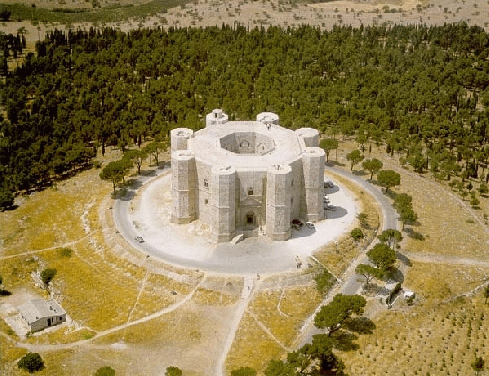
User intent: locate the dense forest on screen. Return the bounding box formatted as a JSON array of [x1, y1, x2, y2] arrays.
[[1, 22, 489, 208]]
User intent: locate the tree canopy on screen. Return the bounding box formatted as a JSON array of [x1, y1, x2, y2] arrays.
[[362, 158, 383, 180], [378, 229, 403, 248], [18, 352, 45, 373], [2, 23, 489, 202], [355, 263, 384, 287], [377, 170, 401, 193], [346, 149, 364, 171], [99, 160, 132, 193], [320, 138, 338, 163], [314, 294, 367, 336], [40, 268, 57, 287], [367, 243, 397, 271]]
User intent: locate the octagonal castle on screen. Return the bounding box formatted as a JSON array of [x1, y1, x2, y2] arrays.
[[171, 109, 325, 242]]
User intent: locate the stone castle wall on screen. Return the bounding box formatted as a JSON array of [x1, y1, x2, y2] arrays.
[[171, 110, 324, 242]]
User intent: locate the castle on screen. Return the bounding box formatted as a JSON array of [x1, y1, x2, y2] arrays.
[[170, 109, 325, 242]]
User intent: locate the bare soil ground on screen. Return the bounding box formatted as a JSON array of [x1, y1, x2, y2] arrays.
[[2, 0, 489, 49]]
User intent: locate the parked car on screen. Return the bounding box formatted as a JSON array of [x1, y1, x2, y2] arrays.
[[324, 180, 334, 188], [305, 222, 315, 229], [135, 236, 145, 243], [291, 219, 303, 230], [323, 195, 330, 202], [324, 205, 337, 211]]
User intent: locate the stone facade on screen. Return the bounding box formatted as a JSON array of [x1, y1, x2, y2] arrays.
[[171, 109, 325, 242], [18, 299, 66, 332]]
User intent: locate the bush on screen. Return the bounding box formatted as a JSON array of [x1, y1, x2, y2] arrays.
[[409, 231, 425, 241], [350, 227, 364, 241], [58, 248, 72, 258], [231, 367, 257, 376], [18, 352, 44, 373], [165, 366, 182, 376], [0, 187, 14, 210], [314, 268, 336, 294], [40, 268, 57, 286], [95, 366, 115, 376]]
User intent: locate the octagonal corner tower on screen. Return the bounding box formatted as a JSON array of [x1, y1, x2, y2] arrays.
[[171, 109, 325, 242]]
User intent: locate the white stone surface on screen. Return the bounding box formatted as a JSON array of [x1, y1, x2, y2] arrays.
[[127, 172, 358, 273]]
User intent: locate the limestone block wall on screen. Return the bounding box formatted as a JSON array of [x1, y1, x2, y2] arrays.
[[170, 128, 194, 153], [236, 170, 267, 230], [266, 164, 292, 241], [210, 165, 236, 242], [287, 156, 304, 221], [195, 160, 213, 222], [171, 150, 197, 224], [302, 147, 325, 222], [296, 128, 320, 148], [257, 112, 280, 125], [206, 109, 229, 127]]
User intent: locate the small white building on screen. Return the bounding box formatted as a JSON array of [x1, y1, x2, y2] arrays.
[[18, 299, 66, 332]]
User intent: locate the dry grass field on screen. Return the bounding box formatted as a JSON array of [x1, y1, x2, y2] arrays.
[[331, 140, 489, 376], [3, 139, 488, 375]]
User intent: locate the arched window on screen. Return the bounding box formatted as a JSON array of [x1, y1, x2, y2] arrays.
[[204, 178, 208, 188], [248, 188, 253, 196]]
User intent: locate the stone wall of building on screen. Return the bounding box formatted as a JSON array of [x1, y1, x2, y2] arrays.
[[170, 110, 325, 242], [266, 164, 292, 240]]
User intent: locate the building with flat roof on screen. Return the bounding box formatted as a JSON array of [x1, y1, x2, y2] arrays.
[[171, 109, 325, 242], [18, 299, 66, 332]]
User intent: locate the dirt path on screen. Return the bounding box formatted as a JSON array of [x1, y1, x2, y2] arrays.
[[403, 251, 489, 267], [0, 232, 97, 260], [248, 311, 291, 352], [4, 274, 206, 353], [215, 275, 257, 376]]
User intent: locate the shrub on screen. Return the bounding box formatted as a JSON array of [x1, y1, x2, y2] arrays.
[[40, 268, 57, 286], [165, 367, 182, 376], [231, 367, 257, 376], [313, 268, 336, 294], [58, 248, 72, 258], [95, 366, 116, 376], [18, 352, 44, 373], [350, 227, 364, 241]]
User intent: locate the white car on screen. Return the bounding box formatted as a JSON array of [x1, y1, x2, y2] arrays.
[[323, 195, 330, 202], [135, 236, 145, 243], [305, 222, 315, 229]]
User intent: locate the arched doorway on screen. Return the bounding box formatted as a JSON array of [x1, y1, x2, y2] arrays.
[[245, 211, 256, 228]]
